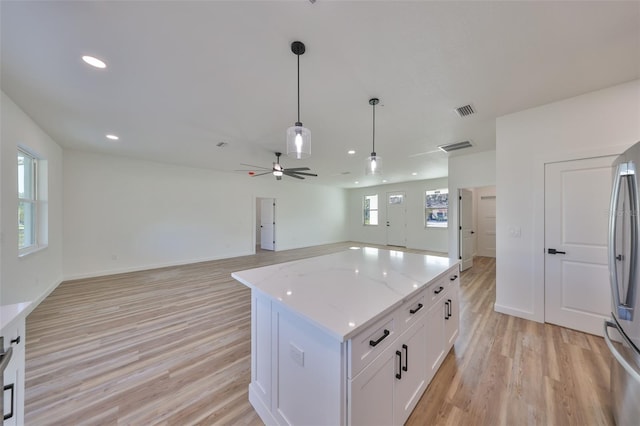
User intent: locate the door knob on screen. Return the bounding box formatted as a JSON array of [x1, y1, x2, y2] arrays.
[[547, 248, 566, 255]]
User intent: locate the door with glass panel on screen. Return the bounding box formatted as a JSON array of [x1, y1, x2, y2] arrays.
[[386, 192, 406, 247]]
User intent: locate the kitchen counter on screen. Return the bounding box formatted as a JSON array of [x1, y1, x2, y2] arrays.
[[1, 302, 31, 331], [232, 247, 460, 425], [232, 247, 456, 342]]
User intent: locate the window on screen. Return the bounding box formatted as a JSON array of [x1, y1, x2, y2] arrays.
[[363, 194, 379, 225], [425, 188, 448, 228], [18, 148, 47, 255]]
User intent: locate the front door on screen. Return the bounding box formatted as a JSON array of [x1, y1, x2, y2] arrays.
[[260, 198, 275, 251], [386, 192, 406, 247], [459, 189, 474, 271], [544, 156, 615, 335]]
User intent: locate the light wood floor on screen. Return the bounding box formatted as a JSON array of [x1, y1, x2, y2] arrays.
[[25, 243, 613, 425]]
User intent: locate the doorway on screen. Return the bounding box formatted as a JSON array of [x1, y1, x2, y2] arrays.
[[459, 189, 474, 271], [458, 186, 496, 271], [257, 198, 275, 251], [386, 191, 407, 247]]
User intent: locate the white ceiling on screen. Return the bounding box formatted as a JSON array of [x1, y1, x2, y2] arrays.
[[2, 1, 639, 188]]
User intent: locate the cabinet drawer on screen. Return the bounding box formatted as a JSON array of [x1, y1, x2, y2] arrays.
[[427, 275, 449, 307], [348, 311, 398, 379], [427, 269, 459, 307], [399, 289, 427, 333]]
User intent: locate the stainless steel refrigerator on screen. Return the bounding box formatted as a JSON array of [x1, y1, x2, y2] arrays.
[[604, 141, 640, 425]]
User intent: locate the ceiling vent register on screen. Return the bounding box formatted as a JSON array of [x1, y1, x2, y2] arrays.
[[455, 104, 476, 117], [438, 140, 473, 153]]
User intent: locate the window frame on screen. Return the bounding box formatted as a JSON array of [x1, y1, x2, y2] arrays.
[[425, 188, 449, 228], [18, 147, 47, 256], [363, 194, 379, 226]]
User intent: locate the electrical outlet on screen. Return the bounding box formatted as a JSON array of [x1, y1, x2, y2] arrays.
[[290, 342, 304, 367]]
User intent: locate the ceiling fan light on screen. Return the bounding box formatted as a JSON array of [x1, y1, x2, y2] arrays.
[[286, 123, 311, 159], [273, 170, 284, 177]]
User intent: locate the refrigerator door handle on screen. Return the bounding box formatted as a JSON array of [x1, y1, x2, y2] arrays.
[[608, 161, 637, 320], [604, 320, 640, 383]]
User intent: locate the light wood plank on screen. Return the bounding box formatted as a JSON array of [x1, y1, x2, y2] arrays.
[[25, 246, 613, 425]]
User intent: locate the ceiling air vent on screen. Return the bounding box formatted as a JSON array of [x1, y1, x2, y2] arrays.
[[438, 140, 473, 153], [454, 104, 475, 117]]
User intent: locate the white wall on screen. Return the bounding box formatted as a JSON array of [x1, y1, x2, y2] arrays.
[[447, 151, 497, 262], [63, 150, 348, 279], [496, 79, 640, 322], [1, 91, 64, 306], [347, 178, 449, 253]]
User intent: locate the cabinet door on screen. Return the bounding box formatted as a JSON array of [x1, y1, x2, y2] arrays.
[[394, 317, 427, 426], [349, 346, 395, 426], [3, 358, 18, 426], [425, 298, 446, 384], [444, 281, 460, 349], [2, 318, 24, 426]]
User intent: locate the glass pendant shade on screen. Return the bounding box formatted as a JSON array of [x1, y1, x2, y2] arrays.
[[365, 152, 382, 175], [286, 122, 311, 159]]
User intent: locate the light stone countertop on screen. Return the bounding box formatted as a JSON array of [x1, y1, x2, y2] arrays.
[[1, 302, 31, 332], [232, 247, 457, 342]]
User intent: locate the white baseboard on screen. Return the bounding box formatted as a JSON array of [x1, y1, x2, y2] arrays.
[[63, 250, 253, 281], [23, 276, 63, 317]]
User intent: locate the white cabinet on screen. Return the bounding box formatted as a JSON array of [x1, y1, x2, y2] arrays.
[[349, 344, 395, 426], [393, 316, 427, 425], [425, 272, 460, 382], [349, 311, 427, 426], [444, 274, 460, 348], [234, 250, 460, 426], [2, 315, 25, 426]]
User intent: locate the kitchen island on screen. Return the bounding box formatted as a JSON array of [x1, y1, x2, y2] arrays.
[[232, 247, 460, 426]]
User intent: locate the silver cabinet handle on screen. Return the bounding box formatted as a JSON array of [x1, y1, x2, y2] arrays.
[[0, 347, 13, 374], [604, 320, 640, 383]]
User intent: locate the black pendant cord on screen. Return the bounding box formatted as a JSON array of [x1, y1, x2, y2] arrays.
[[297, 53, 301, 124], [372, 102, 375, 154]]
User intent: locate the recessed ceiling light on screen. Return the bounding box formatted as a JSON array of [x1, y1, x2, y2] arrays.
[[82, 55, 107, 69], [354, 181, 359, 184], [105, 134, 119, 140], [382, 180, 388, 183], [348, 150, 356, 155], [411, 172, 418, 176]]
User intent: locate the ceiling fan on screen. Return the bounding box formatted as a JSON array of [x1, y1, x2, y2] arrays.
[[238, 152, 317, 180]]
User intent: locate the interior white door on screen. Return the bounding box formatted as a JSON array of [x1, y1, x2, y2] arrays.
[[544, 156, 615, 335], [386, 192, 406, 247], [459, 189, 474, 271], [260, 198, 275, 251], [477, 187, 496, 258]]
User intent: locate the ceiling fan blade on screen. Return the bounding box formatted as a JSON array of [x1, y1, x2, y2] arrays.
[[288, 171, 317, 177], [251, 171, 273, 177], [283, 167, 311, 172], [240, 163, 272, 170], [283, 172, 304, 179]]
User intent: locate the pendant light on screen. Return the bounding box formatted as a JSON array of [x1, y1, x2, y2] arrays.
[[286, 41, 311, 159], [366, 98, 382, 175]]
